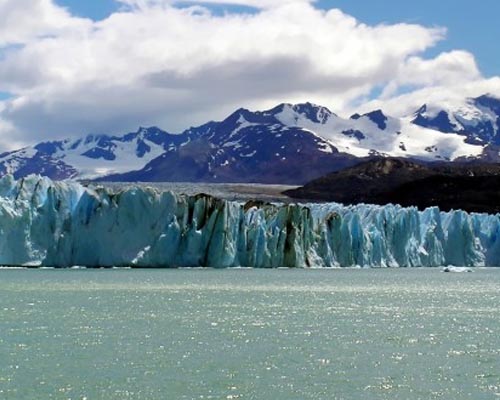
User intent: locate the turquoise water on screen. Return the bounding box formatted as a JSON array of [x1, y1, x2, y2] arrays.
[[0, 269, 498, 399]]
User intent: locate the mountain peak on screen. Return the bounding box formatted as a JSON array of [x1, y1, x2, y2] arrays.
[[411, 105, 457, 133], [474, 94, 500, 112], [263, 103, 292, 116], [410, 95, 500, 144], [364, 109, 388, 130], [414, 104, 427, 116], [263, 101, 334, 124], [292, 102, 334, 123], [225, 107, 253, 121]]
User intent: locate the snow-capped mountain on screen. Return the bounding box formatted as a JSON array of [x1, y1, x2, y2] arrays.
[[1, 95, 499, 184], [267, 103, 482, 160], [412, 94, 500, 145], [102, 105, 357, 184], [0, 127, 180, 180]]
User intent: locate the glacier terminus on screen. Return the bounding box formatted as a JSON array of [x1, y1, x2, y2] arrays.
[[1, 175, 499, 268]]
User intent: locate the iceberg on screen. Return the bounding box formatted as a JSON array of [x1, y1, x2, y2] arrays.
[[443, 266, 473, 273], [0, 175, 499, 268]]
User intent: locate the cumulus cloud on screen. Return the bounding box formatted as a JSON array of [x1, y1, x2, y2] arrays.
[[0, 0, 497, 150], [0, 0, 90, 46], [359, 77, 500, 118], [378, 50, 482, 100]]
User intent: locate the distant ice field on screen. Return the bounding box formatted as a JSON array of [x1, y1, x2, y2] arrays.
[[95, 182, 298, 202]]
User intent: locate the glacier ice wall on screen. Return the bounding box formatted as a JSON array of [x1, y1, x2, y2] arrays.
[[0, 175, 499, 268]]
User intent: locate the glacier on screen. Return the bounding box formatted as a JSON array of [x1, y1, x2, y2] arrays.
[[0, 175, 499, 268]]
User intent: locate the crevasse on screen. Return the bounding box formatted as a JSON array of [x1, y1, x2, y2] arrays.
[[0, 175, 499, 268]]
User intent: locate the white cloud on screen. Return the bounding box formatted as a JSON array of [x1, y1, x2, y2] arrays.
[[0, 0, 496, 149], [378, 50, 481, 99], [0, 0, 90, 46], [359, 77, 500, 118]]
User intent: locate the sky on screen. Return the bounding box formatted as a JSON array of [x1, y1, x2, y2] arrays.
[[0, 0, 499, 150], [58, 0, 500, 77]]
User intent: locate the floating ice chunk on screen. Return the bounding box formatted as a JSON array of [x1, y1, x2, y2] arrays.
[[443, 266, 473, 273]]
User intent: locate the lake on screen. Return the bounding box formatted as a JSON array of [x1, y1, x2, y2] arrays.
[[0, 268, 498, 399]]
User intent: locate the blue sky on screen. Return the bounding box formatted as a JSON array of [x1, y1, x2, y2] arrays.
[[56, 0, 500, 76], [323, 0, 500, 77], [0, 92, 12, 101]]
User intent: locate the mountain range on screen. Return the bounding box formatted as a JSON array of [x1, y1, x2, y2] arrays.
[[1, 94, 500, 184]]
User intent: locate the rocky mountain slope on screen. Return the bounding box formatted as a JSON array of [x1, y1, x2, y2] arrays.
[[285, 158, 500, 213]]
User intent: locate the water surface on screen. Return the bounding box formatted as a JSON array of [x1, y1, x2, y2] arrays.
[[0, 268, 498, 399]]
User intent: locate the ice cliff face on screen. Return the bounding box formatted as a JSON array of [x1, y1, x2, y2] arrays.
[[1, 175, 499, 268]]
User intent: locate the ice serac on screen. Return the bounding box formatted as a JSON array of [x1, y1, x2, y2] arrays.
[[1, 175, 500, 268]]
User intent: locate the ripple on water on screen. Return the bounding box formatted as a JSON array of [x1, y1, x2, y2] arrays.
[[0, 268, 498, 400]]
